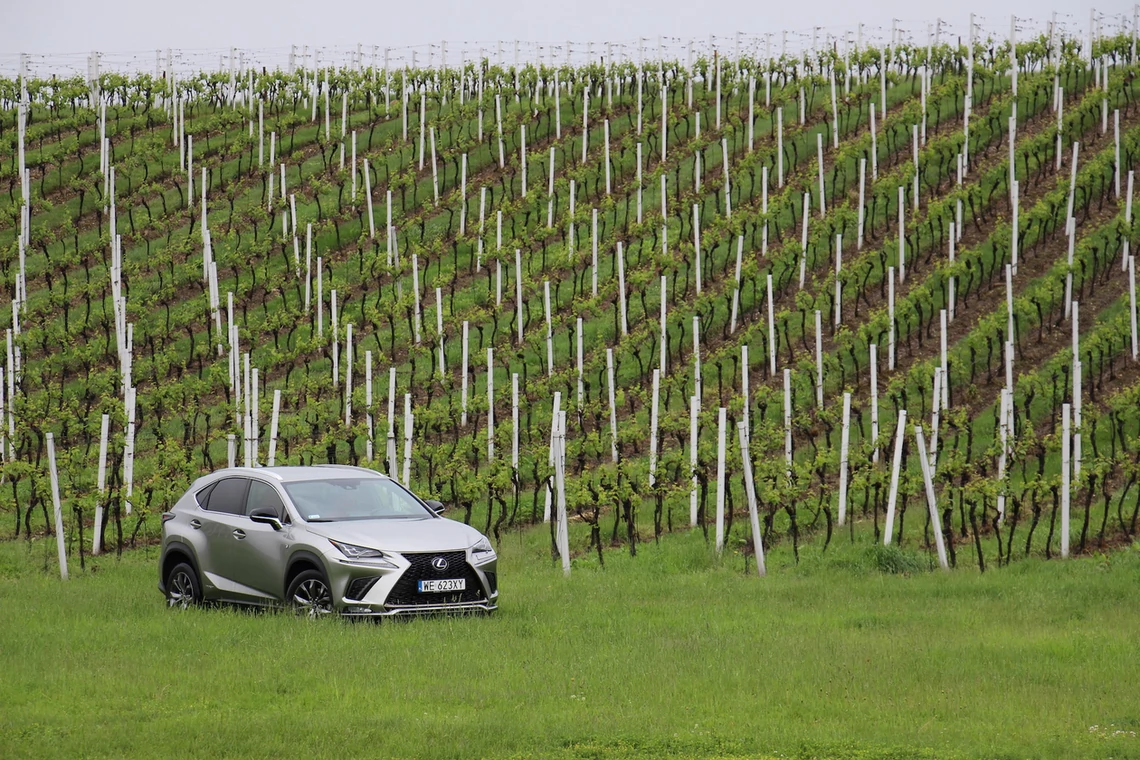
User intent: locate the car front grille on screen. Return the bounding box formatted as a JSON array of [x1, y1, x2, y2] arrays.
[[384, 551, 486, 606]]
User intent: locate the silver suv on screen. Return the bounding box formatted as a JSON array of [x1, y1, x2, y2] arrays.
[[158, 466, 498, 616]]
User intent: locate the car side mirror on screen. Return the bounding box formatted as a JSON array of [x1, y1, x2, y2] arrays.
[[425, 499, 445, 515], [250, 510, 284, 531]]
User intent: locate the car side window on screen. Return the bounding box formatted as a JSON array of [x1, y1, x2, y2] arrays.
[[246, 481, 286, 521], [195, 482, 217, 509], [203, 478, 249, 515]]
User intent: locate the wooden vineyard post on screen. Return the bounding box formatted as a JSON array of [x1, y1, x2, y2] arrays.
[[883, 409, 907, 545]]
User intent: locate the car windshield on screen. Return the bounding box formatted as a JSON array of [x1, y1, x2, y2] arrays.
[[283, 478, 432, 522]]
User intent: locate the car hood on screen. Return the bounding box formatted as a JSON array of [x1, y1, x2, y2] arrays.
[[306, 517, 486, 553]]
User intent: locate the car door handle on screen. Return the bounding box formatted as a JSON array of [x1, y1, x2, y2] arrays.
[[190, 519, 202, 529], [232, 529, 246, 540]]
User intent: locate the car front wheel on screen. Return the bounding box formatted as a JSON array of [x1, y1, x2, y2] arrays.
[[287, 570, 333, 617], [165, 562, 201, 609]]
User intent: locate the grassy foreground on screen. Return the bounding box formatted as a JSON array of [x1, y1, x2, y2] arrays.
[[2, 530, 1139, 760]]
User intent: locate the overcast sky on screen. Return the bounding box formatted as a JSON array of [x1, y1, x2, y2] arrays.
[[1, 0, 1134, 65]]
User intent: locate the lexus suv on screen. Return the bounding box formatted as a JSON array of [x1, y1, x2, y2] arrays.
[[158, 465, 498, 616]]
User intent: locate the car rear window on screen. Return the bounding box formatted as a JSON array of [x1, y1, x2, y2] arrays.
[[201, 478, 249, 515]]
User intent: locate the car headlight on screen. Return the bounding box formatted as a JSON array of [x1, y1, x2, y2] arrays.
[[329, 540, 398, 568], [471, 537, 497, 562]]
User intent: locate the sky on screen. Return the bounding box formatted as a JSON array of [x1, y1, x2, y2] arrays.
[[0, 0, 1135, 71]]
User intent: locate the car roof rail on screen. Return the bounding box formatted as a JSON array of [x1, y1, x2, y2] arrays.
[[310, 464, 387, 477]]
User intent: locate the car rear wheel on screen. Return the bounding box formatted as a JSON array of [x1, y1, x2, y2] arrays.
[[287, 570, 333, 617], [166, 562, 201, 609]]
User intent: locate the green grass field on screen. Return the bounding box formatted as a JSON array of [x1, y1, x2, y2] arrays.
[[3, 528, 1139, 760]]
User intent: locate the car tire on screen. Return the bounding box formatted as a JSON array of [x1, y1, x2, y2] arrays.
[[286, 569, 334, 617], [165, 562, 201, 609]]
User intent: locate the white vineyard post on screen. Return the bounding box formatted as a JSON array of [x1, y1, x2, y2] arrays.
[[783, 369, 793, 483], [883, 409, 908, 545], [402, 393, 413, 487], [487, 348, 495, 463], [617, 243, 628, 335], [606, 348, 619, 463], [515, 249, 524, 345], [92, 413, 110, 555], [511, 373, 520, 474], [268, 389, 281, 466], [888, 267, 896, 370], [837, 392, 852, 526], [364, 351, 373, 461], [835, 234, 843, 326], [649, 369, 661, 488], [689, 394, 699, 527], [767, 274, 776, 374], [714, 407, 727, 555], [436, 288, 445, 376], [344, 325, 353, 428], [738, 420, 766, 576], [461, 321, 470, 425], [1061, 403, 1071, 558], [816, 134, 826, 216], [47, 432, 68, 581], [914, 425, 949, 569], [814, 310, 824, 408]]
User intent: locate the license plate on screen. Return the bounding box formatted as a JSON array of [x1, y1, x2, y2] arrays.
[[418, 578, 466, 593]]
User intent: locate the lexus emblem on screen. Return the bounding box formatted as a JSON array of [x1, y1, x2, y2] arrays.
[[430, 556, 449, 571]]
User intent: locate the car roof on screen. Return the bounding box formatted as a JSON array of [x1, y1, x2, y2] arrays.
[[208, 465, 390, 484]]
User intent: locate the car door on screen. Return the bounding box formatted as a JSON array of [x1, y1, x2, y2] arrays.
[[194, 477, 252, 598], [227, 479, 293, 601]]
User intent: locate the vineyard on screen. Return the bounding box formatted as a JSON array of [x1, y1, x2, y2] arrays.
[[3, 24, 1140, 578]]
